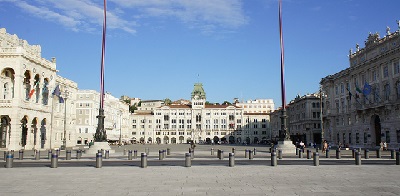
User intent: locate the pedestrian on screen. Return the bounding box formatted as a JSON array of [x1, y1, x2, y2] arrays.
[[383, 142, 387, 151], [322, 140, 328, 153]]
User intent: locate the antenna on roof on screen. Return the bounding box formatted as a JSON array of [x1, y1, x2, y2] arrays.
[[197, 73, 200, 83]]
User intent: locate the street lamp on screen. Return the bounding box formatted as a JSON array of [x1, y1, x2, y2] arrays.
[[320, 86, 325, 149], [63, 89, 69, 150], [119, 110, 122, 146]]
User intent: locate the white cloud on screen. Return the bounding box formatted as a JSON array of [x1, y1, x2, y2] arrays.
[[4, 0, 247, 35]]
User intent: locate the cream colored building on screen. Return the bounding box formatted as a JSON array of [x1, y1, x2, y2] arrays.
[[320, 22, 400, 149], [75, 90, 130, 145], [235, 99, 274, 114], [0, 28, 77, 150], [130, 83, 271, 145]]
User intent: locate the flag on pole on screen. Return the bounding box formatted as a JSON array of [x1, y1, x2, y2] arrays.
[[28, 81, 39, 99], [363, 82, 371, 95], [52, 85, 61, 96]]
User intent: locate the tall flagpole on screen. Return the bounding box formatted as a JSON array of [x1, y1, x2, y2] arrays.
[[279, 0, 289, 141], [94, 0, 107, 142]]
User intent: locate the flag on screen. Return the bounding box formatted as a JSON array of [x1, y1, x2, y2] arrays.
[[356, 85, 363, 94], [346, 88, 353, 101], [363, 82, 371, 95], [59, 96, 64, 103], [28, 81, 39, 99], [52, 85, 61, 96]]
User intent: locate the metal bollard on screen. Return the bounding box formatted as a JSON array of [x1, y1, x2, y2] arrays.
[[48, 150, 52, 159], [35, 150, 40, 160], [352, 149, 355, 158], [313, 152, 319, 166], [128, 150, 133, 160], [355, 151, 361, 165], [19, 150, 23, 160], [278, 149, 282, 159], [105, 150, 109, 159], [299, 150, 303, 158], [232, 148, 235, 154], [245, 149, 248, 158], [5, 153, 13, 168], [325, 149, 330, 158], [307, 149, 311, 159], [185, 153, 191, 167], [159, 150, 163, 160], [141, 153, 147, 168], [96, 152, 102, 168], [217, 149, 221, 159], [391, 149, 395, 159], [336, 149, 341, 159], [124, 148, 127, 156], [51, 153, 58, 168], [296, 148, 299, 155], [249, 150, 254, 160], [219, 150, 224, 160], [66, 150, 71, 160], [167, 148, 170, 155], [271, 152, 277, 166], [229, 153, 235, 167], [396, 152, 399, 165], [376, 149, 381, 158], [134, 150, 137, 159], [211, 148, 214, 155], [253, 148, 257, 155], [365, 149, 370, 159]]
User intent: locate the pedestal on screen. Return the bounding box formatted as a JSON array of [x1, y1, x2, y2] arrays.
[[85, 142, 115, 155], [276, 140, 296, 154]]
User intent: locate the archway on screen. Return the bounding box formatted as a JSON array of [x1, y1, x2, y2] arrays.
[[229, 136, 235, 144], [213, 136, 219, 144], [171, 137, 176, 144], [253, 137, 259, 144], [371, 115, 382, 147], [31, 118, 38, 147], [21, 116, 28, 147], [156, 137, 161, 144], [163, 136, 169, 144]]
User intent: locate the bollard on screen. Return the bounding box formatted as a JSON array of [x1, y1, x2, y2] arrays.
[[217, 149, 221, 159], [51, 153, 58, 168], [278, 149, 282, 159], [19, 150, 23, 160], [313, 152, 319, 166], [5, 153, 13, 168], [296, 148, 299, 155], [325, 149, 330, 158], [35, 150, 40, 160], [66, 150, 71, 160], [271, 152, 277, 166], [376, 149, 381, 158], [134, 150, 137, 159], [396, 152, 399, 165], [96, 152, 102, 168], [211, 148, 214, 155], [245, 149, 248, 158], [219, 150, 224, 160], [141, 153, 147, 168], [391, 149, 395, 159], [128, 150, 133, 160], [365, 149, 370, 159], [189, 149, 193, 159], [249, 150, 254, 160], [336, 149, 341, 159], [229, 153, 235, 167], [352, 149, 356, 158], [185, 153, 191, 167], [307, 149, 311, 159], [232, 148, 235, 154], [167, 148, 170, 155], [253, 148, 257, 155], [299, 150, 303, 158], [355, 151, 361, 165], [4, 151, 7, 160], [105, 150, 109, 159], [48, 150, 52, 159], [56, 149, 60, 156], [159, 150, 163, 160], [124, 148, 127, 156]]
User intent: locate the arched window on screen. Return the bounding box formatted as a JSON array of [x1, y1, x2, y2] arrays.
[[42, 79, 49, 105]]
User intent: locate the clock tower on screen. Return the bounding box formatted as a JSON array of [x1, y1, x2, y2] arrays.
[[191, 83, 206, 109]]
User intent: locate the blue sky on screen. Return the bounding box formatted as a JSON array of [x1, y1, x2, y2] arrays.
[[1, 0, 399, 108]]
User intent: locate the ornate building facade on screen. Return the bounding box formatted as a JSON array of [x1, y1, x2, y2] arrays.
[[320, 22, 400, 149], [0, 28, 77, 150], [130, 83, 271, 144]]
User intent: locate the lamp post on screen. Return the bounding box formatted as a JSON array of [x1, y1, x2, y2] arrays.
[[63, 90, 69, 150], [320, 86, 325, 149], [119, 110, 122, 146]]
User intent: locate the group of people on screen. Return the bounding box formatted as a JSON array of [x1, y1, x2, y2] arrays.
[[380, 141, 388, 151]]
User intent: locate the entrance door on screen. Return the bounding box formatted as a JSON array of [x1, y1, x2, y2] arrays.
[[0, 117, 9, 148], [373, 115, 382, 146]]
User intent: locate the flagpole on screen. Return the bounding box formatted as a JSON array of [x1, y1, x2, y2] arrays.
[[279, 0, 289, 141], [94, 0, 107, 142]]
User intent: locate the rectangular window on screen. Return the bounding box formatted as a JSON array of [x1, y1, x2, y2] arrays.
[[383, 66, 389, 78], [356, 133, 360, 144], [364, 132, 367, 143], [386, 131, 390, 143], [397, 130, 400, 143], [394, 61, 400, 74], [349, 133, 352, 144]]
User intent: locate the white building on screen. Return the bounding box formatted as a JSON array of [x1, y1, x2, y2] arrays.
[[75, 90, 130, 145], [235, 99, 275, 114], [0, 28, 77, 150], [130, 83, 271, 145]]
